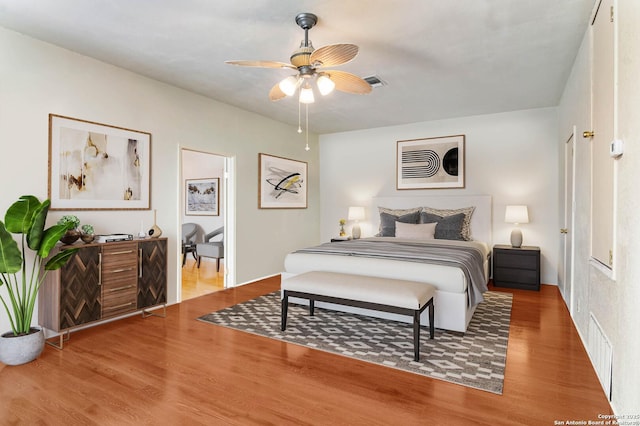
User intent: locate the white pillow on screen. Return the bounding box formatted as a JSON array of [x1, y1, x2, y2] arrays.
[[395, 221, 437, 240]]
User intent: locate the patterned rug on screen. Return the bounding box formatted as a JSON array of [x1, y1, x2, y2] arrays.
[[198, 291, 512, 394]]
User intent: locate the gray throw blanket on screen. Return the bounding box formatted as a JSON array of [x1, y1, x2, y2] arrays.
[[294, 238, 489, 306]]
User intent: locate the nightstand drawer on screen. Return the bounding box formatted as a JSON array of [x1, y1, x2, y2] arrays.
[[493, 267, 538, 285], [494, 252, 538, 270]]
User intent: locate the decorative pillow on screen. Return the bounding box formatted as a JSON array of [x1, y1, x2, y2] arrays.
[[421, 212, 466, 240], [420, 206, 475, 240], [394, 221, 437, 240], [377, 206, 422, 236], [378, 206, 422, 216], [378, 211, 421, 237]]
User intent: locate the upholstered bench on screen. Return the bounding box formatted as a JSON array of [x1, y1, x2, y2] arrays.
[[281, 271, 435, 361]]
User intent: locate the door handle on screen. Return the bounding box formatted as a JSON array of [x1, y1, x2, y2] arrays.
[[560, 228, 568, 234]]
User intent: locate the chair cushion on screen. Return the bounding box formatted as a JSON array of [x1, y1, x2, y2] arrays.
[[197, 242, 223, 257]]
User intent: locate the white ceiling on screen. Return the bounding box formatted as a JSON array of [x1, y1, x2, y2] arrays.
[[0, 0, 594, 134]]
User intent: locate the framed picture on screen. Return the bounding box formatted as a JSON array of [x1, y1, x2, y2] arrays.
[[186, 178, 220, 216], [259, 153, 307, 209], [48, 114, 151, 210], [396, 134, 465, 190]]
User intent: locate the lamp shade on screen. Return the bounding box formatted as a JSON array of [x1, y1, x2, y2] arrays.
[[279, 75, 299, 96], [299, 84, 315, 104], [317, 74, 335, 96], [348, 206, 365, 221], [505, 205, 529, 224]]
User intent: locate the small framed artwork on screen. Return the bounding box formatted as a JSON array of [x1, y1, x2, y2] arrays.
[[48, 114, 151, 210], [186, 178, 220, 216], [396, 134, 465, 190], [259, 153, 307, 209]]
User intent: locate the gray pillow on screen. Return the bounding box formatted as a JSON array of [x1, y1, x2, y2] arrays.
[[421, 212, 466, 240], [379, 211, 420, 237]]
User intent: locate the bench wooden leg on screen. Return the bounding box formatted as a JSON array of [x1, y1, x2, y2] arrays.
[[428, 298, 435, 339], [413, 310, 421, 361], [281, 291, 289, 331]]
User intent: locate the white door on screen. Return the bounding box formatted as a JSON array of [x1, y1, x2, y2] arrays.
[[560, 130, 575, 313]]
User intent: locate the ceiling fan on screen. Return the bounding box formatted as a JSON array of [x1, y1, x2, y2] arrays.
[[225, 12, 372, 104]]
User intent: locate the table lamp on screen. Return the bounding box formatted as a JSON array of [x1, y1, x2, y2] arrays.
[[505, 205, 529, 248], [348, 206, 365, 239]]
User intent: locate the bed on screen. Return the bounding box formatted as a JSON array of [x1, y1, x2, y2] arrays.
[[282, 195, 492, 333]]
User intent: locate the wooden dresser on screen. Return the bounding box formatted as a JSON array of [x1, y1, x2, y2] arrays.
[[39, 238, 167, 346]]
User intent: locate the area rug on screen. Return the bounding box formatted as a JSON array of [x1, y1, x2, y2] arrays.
[[198, 291, 512, 394]]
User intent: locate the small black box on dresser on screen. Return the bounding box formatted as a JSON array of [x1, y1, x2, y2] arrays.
[[492, 244, 541, 291]]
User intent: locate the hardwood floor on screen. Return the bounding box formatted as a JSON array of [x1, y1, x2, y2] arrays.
[[181, 257, 225, 300], [0, 278, 612, 425]]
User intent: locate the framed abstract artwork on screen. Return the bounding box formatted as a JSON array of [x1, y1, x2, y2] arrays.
[[258, 153, 307, 209], [396, 134, 465, 190], [186, 178, 220, 216], [48, 114, 151, 210]]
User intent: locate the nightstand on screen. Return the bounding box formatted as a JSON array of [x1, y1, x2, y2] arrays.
[[492, 244, 540, 290]]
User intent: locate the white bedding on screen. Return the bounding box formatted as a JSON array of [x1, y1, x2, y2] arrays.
[[284, 237, 490, 297]]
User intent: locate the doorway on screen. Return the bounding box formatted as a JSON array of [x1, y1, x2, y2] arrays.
[[179, 148, 234, 301]]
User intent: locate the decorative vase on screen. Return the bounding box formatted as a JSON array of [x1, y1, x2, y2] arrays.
[[59, 229, 80, 245], [80, 233, 95, 243], [0, 328, 45, 366], [148, 209, 162, 238]]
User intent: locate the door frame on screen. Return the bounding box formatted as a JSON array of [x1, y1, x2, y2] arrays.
[[561, 127, 576, 314], [177, 147, 236, 302]]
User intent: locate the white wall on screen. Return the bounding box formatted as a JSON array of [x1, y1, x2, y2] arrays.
[[319, 108, 560, 285], [557, 0, 640, 414], [0, 27, 320, 333]]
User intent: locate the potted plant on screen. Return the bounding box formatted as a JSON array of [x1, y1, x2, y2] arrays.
[[80, 224, 95, 243], [58, 215, 80, 244], [0, 195, 79, 365]]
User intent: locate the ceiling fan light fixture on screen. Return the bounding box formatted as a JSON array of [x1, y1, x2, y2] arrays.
[[279, 75, 299, 96], [299, 84, 315, 104], [317, 74, 335, 96]]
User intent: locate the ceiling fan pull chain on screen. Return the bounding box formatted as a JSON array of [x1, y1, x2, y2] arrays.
[[305, 104, 310, 151]]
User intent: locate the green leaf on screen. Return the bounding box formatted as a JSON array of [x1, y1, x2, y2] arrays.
[[0, 221, 22, 274], [45, 248, 79, 270], [5, 195, 40, 234], [27, 199, 50, 251], [38, 224, 70, 258]]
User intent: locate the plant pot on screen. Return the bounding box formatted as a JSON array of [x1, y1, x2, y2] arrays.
[[81, 233, 95, 243], [0, 327, 45, 366], [60, 229, 80, 245]]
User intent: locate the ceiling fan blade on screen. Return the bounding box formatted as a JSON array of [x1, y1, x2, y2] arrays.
[[310, 44, 359, 67], [325, 70, 372, 95], [269, 83, 287, 101], [225, 60, 296, 69]]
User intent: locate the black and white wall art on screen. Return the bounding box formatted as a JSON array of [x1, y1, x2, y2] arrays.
[[396, 135, 465, 190]]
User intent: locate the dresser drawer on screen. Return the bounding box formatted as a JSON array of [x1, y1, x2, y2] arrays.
[[101, 242, 138, 317], [102, 285, 137, 318]]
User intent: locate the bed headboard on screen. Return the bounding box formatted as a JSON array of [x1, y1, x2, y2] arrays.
[[370, 195, 493, 244]]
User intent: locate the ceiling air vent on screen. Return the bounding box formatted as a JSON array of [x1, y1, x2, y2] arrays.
[[364, 75, 386, 88]]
